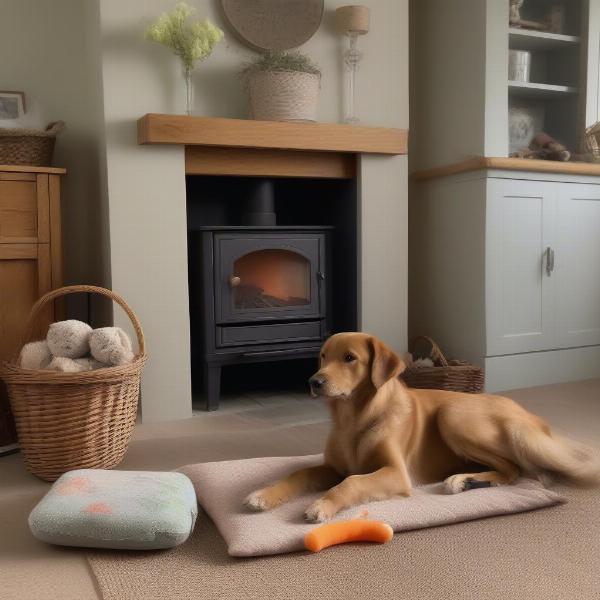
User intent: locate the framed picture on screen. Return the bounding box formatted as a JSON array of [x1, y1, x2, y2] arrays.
[[0, 91, 26, 120]]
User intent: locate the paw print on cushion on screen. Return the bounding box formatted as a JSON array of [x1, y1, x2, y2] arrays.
[[56, 476, 90, 496], [83, 502, 112, 515]]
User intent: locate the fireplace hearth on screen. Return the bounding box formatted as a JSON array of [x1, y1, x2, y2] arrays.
[[187, 176, 357, 410]]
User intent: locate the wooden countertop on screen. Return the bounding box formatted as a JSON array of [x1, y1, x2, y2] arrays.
[[412, 157, 600, 180], [0, 164, 66, 175], [138, 113, 408, 155]]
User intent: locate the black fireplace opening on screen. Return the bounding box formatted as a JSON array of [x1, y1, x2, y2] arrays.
[[187, 176, 358, 410]]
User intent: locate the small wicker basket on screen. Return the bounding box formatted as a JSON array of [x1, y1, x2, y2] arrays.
[[0, 121, 65, 166], [584, 121, 600, 159], [401, 336, 484, 394], [0, 285, 146, 481]]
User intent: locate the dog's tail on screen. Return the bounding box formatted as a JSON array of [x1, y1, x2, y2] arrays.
[[510, 425, 600, 486]]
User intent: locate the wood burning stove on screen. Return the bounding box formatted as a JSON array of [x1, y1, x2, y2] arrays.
[[188, 179, 333, 410], [189, 226, 331, 410]]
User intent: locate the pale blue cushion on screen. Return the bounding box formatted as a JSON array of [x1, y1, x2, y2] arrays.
[[29, 469, 197, 549]]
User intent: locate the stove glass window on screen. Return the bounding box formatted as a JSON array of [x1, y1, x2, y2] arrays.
[[233, 249, 310, 309]]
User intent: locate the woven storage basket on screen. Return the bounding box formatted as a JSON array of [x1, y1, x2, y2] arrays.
[[0, 285, 146, 481], [401, 336, 484, 394], [0, 121, 64, 166], [584, 121, 600, 158], [248, 70, 320, 122]]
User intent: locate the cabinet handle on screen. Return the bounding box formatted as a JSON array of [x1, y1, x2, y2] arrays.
[[545, 246, 555, 277], [229, 275, 241, 287]]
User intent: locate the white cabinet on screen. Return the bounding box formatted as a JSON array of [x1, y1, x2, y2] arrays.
[[410, 170, 600, 391], [487, 178, 600, 356]]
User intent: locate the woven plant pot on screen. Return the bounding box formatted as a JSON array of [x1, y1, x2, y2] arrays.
[[0, 121, 65, 166], [248, 70, 320, 122], [0, 285, 146, 481], [401, 336, 484, 394]]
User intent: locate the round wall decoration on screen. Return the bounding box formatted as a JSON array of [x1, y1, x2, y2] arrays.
[[221, 0, 324, 51]]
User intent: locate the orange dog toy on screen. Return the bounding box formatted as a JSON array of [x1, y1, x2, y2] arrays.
[[304, 516, 394, 553]]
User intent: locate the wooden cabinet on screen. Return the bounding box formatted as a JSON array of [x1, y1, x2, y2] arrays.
[[0, 165, 64, 450]]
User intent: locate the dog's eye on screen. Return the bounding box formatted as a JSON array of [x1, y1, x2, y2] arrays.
[[344, 353, 356, 363]]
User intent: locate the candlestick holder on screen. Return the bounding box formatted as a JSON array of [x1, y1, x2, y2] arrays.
[[336, 5, 370, 125]]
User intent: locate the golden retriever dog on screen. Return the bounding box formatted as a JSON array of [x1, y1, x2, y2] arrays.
[[245, 332, 600, 522]]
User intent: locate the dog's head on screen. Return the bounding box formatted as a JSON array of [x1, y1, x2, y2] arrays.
[[309, 333, 406, 399]]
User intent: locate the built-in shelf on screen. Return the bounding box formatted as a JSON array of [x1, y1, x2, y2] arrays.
[[508, 28, 580, 51], [508, 80, 578, 99], [137, 114, 408, 155]]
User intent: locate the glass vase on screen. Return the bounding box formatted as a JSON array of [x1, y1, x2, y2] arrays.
[[184, 69, 194, 116]]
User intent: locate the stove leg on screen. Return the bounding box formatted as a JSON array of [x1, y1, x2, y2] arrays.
[[204, 365, 221, 411]]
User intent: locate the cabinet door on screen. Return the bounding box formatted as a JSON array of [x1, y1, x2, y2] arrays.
[[486, 179, 556, 356], [0, 244, 53, 362], [554, 184, 600, 348], [0, 243, 53, 448]]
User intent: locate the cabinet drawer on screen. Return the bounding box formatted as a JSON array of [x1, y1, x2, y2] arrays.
[[0, 178, 49, 242], [217, 321, 323, 347]]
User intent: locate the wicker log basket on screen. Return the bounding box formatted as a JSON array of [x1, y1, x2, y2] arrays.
[[0, 285, 146, 481], [401, 336, 484, 394], [0, 121, 65, 166]]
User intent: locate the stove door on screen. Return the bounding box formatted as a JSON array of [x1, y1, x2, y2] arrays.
[[214, 233, 326, 323]]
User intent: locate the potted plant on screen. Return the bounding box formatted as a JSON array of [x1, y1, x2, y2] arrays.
[[240, 51, 321, 122]]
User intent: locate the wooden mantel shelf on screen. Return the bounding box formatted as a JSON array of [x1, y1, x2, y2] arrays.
[[137, 114, 407, 155], [412, 157, 600, 180]]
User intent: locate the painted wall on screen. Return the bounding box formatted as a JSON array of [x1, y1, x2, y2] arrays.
[[409, 0, 510, 172], [0, 0, 109, 318], [98, 0, 408, 421]]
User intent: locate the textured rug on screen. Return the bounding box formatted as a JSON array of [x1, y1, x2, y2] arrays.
[[88, 485, 600, 600]]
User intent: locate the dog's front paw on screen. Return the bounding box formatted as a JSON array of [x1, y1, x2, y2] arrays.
[[244, 488, 273, 511], [304, 498, 337, 523], [244, 486, 287, 511]]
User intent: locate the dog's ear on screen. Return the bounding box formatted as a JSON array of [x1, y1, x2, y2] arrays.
[[369, 337, 406, 389]]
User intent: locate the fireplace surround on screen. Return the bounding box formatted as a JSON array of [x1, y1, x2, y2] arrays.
[[137, 114, 408, 418]]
